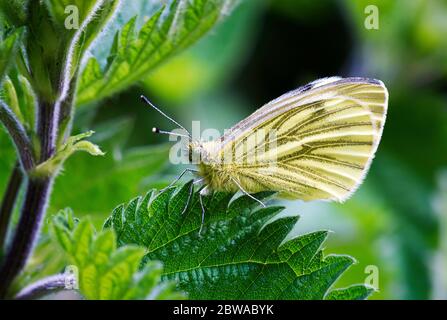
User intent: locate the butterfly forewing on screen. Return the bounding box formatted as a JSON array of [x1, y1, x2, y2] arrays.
[[204, 77, 388, 202]]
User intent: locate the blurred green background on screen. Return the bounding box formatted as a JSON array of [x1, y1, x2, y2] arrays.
[[2, 0, 447, 299]]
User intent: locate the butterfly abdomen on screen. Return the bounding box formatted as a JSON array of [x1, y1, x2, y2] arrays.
[[197, 161, 275, 196], [196, 140, 271, 194]]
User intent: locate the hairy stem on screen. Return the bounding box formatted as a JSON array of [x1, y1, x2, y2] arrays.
[[0, 100, 35, 171], [0, 162, 23, 252], [15, 273, 75, 300], [37, 100, 59, 162], [58, 74, 78, 145], [0, 99, 60, 298], [0, 176, 53, 298]]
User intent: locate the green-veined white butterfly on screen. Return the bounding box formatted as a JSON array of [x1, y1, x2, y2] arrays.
[[142, 76, 388, 228]]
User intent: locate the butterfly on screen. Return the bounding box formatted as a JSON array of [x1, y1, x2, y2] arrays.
[[142, 76, 388, 230]]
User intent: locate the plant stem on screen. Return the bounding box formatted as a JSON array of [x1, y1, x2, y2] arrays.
[[0, 176, 53, 298], [57, 75, 78, 145], [0, 99, 59, 298], [15, 273, 75, 300], [0, 162, 23, 252], [37, 100, 59, 162], [0, 100, 35, 171]]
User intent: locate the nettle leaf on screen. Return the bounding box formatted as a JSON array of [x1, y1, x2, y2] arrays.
[[44, 0, 120, 70], [76, 0, 239, 106], [43, 0, 120, 93], [81, 0, 120, 53], [1, 74, 37, 132], [33, 130, 104, 177], [1, 77, 24, 124], [0, 28, 23, 82], [51, 209, 184, 300], [105, 182, 374, 300], [0, 0, 29, 26], [44, 0, 102, 28], [325, 285, 375, 300], [50, 118, 170, 216], [0, 129, 16, 196], [43, 0, 119, 46]]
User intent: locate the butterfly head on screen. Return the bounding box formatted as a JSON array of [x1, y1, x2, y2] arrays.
[[188, 140, 208, 164]]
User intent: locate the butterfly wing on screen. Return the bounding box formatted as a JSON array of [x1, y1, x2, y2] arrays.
[[208, 77, 388, 202]]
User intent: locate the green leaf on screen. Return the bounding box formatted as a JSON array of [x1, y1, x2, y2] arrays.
[[76, 0, 240, 106], [42, 0, 119, 50], [0, 129, 16, 196], [18, 1, 117, 102], [325, 285, 375, 300], [50, 118, 170, 218], [1, 76, 23, 123], [44, 0, 116, 31], [44, 0, 101, 28], [16, 74, 37, 131], [81, 1, 120, 53], [0, 1, 28, 27], [43, 0, 120, 78], [51, 209, 184, 300], [105, 182, 372, 300], [0, 28, 23, 82], [33, 130, 104, 177], [1, 73, 37, 132]]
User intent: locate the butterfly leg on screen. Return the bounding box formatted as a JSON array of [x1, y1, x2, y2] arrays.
[[198, 186, 210, 235], [180, 178, 205, 216], [231, 177, 266, 208], [160, 168, 199, 194], [180, 182, 194, 216], [193, 178, 205, 185]]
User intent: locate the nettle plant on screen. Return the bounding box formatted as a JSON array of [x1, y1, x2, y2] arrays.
[[0, 0, 373, 300]]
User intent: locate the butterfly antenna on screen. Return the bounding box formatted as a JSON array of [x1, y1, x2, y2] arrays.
[[141, 95, 191, 138], [152, 127, 190, 139]]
